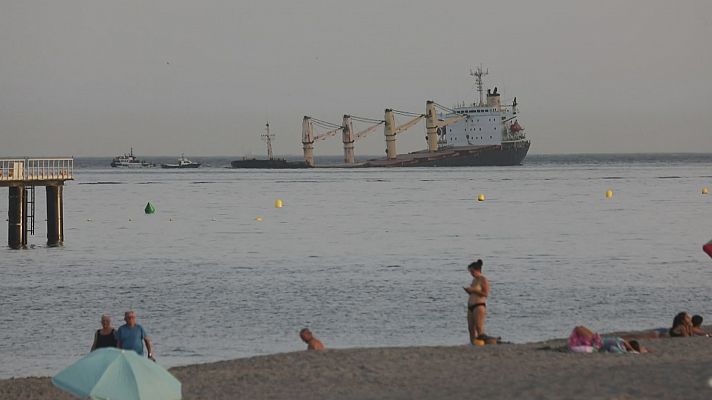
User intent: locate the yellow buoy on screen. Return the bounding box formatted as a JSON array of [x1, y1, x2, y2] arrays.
[[703, 187, 709, 195], [255, 216, 263, 222], [606, 189, 613, 199], [274, 199, 283, 208], [477, 194, 486, 202]]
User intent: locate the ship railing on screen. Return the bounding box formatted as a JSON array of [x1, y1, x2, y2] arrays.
[[0, 158, 74, 182]]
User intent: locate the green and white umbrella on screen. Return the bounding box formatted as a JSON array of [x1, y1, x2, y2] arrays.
[[52, 348, 181, 400]]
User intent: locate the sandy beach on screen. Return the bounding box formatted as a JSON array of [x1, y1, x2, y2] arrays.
[[2, 334, 710, 400]]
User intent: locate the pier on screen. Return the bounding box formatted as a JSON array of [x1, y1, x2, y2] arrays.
[[0, 158, 73, 249]]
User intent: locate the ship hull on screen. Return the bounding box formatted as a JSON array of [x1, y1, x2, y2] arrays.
[[110, 162, 154, 168], [362, 140, 530, 167], [160, 163, 201, 169], [230, 159, 310, 169], [229, 141, 529, 169]]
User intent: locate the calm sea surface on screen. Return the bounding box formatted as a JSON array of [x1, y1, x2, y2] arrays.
[[1, 154, 711, 378]]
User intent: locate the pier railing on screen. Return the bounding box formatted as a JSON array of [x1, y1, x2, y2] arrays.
[[0, 158, 74, 182]]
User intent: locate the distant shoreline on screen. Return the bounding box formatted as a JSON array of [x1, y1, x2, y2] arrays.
[[43, 152, 712, 158], [60, 152, 712, 169]]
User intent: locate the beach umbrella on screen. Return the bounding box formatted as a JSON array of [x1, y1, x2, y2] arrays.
[[52, 348, 181, 400], [704, 239, 712, 259]]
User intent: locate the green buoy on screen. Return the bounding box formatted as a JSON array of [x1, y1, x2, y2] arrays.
[[144, 202, 155, 214]]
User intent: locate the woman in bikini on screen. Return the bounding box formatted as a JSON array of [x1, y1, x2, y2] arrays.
[[464, 259, 489, 345]]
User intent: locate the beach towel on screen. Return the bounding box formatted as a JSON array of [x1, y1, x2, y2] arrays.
[[569, 345, 596, 353]]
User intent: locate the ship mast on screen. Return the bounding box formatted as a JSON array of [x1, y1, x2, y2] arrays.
[[261, 122, 275, 160], [470, 65, 488, 106]]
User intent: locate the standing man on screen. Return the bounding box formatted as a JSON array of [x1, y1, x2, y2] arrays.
[[463, 259, 490, 344], [299, 328, 325, 350], [116, 310, 155, 361]]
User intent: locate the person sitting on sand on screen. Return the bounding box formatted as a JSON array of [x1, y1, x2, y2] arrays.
[[568, 326, 648, 353], [463, 259, 490, 344], [691, 315, 709, 337], [90, 314, 117, 351], [669, 312, 694, 337], [299, 328, 325, 350]]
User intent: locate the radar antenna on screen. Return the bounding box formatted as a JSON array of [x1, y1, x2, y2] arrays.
[[261, 122, 275, 160], [470, 65, 489, 106]]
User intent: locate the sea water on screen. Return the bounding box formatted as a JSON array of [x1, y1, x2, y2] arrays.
[[1, 154, 711, 378]]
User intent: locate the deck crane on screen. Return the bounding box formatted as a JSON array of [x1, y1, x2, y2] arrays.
[[302, 116, 343, 167], [425, 100, 468, 152], [341, 115, 384, 164], [383, 109, 425, 159]]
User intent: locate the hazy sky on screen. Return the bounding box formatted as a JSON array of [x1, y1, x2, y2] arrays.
[[1, 0, 711, 157]]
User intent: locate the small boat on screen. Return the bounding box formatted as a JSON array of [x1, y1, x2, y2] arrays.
[[160, 154, 201, 169], [111, 148, 154, 168]]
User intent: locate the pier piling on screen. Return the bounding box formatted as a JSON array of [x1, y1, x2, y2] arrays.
[[46, 185, 64, 246], [8, 186, 26, 249]]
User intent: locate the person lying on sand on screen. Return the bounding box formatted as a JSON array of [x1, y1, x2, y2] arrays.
[[568, 326, 648, 353], [463, 259, 489, 345], [669, 312, 694, 337], [299, 328, 325, 350], [691, 315, 709, 337]]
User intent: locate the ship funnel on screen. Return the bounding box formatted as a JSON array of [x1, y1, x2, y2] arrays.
[[486, 87, 501, 110]]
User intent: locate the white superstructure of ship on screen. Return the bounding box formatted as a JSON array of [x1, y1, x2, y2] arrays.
[[438, 66, 529, 157]]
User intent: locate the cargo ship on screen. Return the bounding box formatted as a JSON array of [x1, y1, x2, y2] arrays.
[[231, 123, 310, 169], [361, 67, 530, 167], [299, 67, 530, 168]]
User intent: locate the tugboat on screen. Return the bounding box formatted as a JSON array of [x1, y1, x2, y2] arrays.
[[161, 154, 201, 169], [110, 148, 154, 168], [231, 123, 309, 169]]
